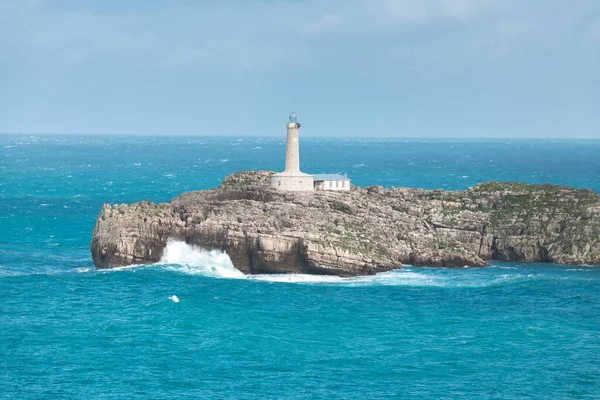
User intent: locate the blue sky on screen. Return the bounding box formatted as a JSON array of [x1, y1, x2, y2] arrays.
[[1, 0, 599, 137]]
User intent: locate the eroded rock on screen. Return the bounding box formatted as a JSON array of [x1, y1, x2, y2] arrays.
[[90, 171, 600, 275]]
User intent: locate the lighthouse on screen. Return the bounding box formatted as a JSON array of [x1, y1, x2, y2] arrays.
[[285, 112, 301, 172], [270, 112, 314, 191]]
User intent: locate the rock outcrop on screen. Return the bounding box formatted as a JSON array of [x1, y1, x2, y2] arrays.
[[91, 171, 600, 275]]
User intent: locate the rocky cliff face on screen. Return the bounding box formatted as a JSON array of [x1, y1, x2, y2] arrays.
[[91, 171, 600, 275]]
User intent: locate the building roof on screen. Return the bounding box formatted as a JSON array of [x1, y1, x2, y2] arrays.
[[312, 174, 348, 181]]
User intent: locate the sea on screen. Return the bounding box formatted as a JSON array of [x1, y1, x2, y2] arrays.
[[1, 136, 599, 399]]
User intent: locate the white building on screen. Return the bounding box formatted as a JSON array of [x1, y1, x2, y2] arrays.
[[313, 174, 351, 191], [271, 112, 350, 192]]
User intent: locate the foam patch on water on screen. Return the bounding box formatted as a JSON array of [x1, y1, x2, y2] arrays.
[[248, 270, 443, 286], [248, 274, 346, 284], [249, 268, 552, 287]]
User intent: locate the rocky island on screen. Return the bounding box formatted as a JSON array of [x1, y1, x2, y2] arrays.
[[90, 171, 600, 276]]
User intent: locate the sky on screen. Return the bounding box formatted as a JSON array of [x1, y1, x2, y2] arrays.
[[0, 0, 599, 138]]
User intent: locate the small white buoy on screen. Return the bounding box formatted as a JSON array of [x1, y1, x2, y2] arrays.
[[169, 295, 180, 303]]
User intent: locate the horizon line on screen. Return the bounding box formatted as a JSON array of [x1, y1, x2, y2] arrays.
[[1, 132, 599, 140]]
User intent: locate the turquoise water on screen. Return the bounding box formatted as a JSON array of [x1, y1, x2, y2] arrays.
[[1, 136, 600, 399]]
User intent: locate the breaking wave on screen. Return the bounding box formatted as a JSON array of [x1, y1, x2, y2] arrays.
[[158, 240, 244, 279]]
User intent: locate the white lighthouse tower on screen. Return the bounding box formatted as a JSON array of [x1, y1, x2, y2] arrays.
[[270, 112, 314, 191]]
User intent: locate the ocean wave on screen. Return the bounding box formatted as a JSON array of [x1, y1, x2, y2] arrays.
[[157, 240, 244, 279], [0, 266, 84, 278]]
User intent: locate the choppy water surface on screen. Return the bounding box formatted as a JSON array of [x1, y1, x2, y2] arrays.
[[1, 136, 599, 399]]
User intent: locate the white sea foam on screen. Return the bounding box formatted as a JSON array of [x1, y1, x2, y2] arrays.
[[249, 274, 346, 284], [97, 263, 146, 273], [158, 240, 244, 279], [250, 267, 546, 287]]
